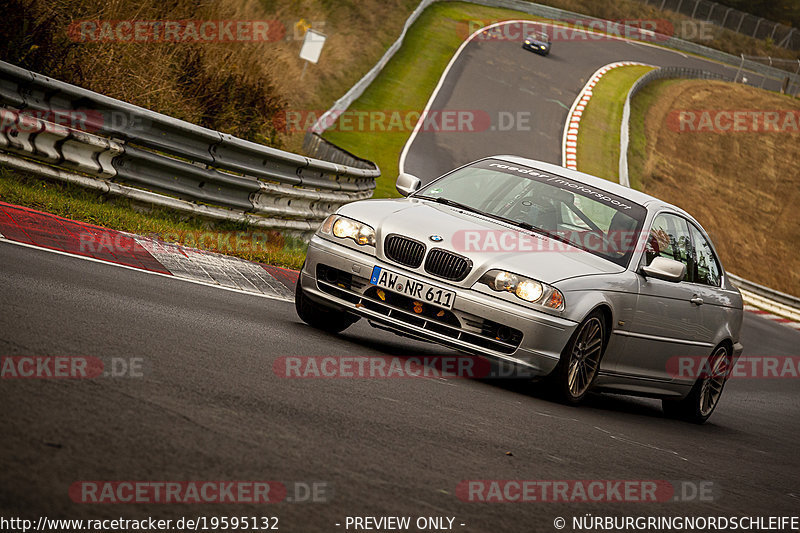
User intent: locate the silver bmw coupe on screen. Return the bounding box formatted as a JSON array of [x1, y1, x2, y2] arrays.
[[296, 156, 743, 423]]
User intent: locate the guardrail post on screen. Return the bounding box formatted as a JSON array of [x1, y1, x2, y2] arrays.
[[721, 7, 732, 28], [776, 27, 795, 49], [735, 11, 745, 33], [733, 54, 745, 83], [752, 18, 763, 39]]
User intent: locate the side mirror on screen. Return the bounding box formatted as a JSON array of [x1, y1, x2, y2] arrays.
[[396, 172, 421, 197], [640, 256, 686, 283]]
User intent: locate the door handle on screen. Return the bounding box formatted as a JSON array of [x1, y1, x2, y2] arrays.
[[690, 296, 704, 305]]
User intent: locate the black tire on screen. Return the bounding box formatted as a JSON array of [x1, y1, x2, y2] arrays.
[[662, 345, 731, 424], [295, 274, 359, 334], [548, 311, 606, 405]]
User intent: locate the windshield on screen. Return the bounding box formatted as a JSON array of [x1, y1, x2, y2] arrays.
[[415, 159, 647, 267]]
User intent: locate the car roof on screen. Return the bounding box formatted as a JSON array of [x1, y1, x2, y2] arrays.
[[487, 155, 695, 220]]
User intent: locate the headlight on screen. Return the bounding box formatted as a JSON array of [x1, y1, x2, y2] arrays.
[[524, 40, 530, 44], [319, 215, 376, 247], [515, 279, 543, 302], [540, 45, 546, 49], [479, 269, 565, 310]]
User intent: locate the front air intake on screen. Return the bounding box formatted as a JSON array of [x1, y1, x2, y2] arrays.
[[384, 234, 426, 268], [424, 249, 472, 281]]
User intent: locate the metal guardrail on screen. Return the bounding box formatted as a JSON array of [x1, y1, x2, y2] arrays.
[[617, 66, 800, 308], [727, 274, 800, 310], [302, 131, 380, 169], [0, 60, 379, 236], [619, 66, 728, 187]]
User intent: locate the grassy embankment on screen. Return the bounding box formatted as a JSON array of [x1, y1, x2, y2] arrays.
[[322, 2, 551, 198], [576, 70, 800, 295], [574, 65, 656, 183]]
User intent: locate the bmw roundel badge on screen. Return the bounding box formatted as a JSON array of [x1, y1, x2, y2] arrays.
[[429, 235, 443, 242]]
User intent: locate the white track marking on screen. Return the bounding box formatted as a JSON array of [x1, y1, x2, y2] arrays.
[[0, 238, 294, 303]]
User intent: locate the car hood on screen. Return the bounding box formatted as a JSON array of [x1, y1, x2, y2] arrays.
[[337, 198, 624, 285], [526, 37, 549, 45]]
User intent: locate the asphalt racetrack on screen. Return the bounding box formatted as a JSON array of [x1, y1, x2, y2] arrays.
[[2, 239, 799, 530], [403, 23, 782, 180]]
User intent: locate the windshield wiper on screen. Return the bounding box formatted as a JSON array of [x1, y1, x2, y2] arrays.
[[419, 196, 577, 248], [490, 214, 578, 248], [417, 196, 485, 215]]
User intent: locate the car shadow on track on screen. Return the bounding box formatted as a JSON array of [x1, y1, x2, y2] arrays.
[[290, 320, 745, 430]]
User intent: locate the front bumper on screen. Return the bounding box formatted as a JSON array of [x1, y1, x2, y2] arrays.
[[301, 236, 578, 376], [522, 43, 550, 55]]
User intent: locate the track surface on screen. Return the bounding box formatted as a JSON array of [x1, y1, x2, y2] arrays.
[[2, 241, 800, 531], [2, 19, 800, 533], [403, 26, 782, 180]]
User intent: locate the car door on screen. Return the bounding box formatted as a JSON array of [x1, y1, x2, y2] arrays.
[[685, 221, 739, 347], [614, 212, 715, 382]]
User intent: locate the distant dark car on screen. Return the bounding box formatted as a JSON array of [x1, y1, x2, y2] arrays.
[[523, 31, 551, 56]]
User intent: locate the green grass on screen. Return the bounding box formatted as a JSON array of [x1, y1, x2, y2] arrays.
[[575, 64, 655, 183], [0, 167, 307, 270], [322, 2, 550, 199], [627, 78, 683, 191]]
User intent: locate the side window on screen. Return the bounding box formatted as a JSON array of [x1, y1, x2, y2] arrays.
[[644, 213, 692, 281], [689, 224, 722, 287]]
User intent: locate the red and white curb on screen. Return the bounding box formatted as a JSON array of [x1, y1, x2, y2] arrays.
[[744, 305, 800, 330], [134, 236, 294, 300], [0, 202, 296, 302], [561, 61, 650, 170]]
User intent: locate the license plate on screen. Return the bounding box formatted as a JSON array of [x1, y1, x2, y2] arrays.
[[370, 266, 456, 310]]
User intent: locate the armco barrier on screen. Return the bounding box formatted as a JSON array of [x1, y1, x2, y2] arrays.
[[303, 131, 381, 169], [0, 61, 379, 237], [616, 66, 800, 312]]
